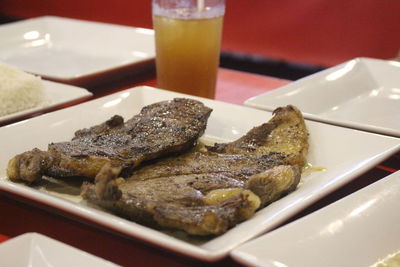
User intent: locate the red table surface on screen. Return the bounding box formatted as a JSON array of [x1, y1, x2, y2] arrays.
[[0, 68, 398, 267], [78, 67, 290, 103]]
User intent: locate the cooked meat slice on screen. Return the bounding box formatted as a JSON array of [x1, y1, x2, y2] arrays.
[[81, 155, 301, 235], [82, 105, 308, 235], [127, 151, 287, 181], [82, 182, 262, 235], [207, 105, 309, 168], [7, 98, 212, 183]]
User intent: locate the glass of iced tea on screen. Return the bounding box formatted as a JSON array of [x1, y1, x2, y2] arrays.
[[152, 0, 225, 98]]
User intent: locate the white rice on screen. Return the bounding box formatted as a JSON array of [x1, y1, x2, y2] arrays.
[[0, 62, 48, 117]]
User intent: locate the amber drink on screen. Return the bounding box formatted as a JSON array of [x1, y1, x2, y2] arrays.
[[152, 0, 225, 98]]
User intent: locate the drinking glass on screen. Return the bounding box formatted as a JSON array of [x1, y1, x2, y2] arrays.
[[152, 0, 225, 98]]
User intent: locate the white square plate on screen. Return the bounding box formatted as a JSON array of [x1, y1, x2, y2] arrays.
[[231, 170, 400, 267], [0, 80, 92, 124], [0, 233, 119, 267], [0, 86, 398, 261], [244, 57, 400, 137], [0, 16, 155, 82]]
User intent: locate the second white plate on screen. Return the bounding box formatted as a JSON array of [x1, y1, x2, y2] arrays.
[[231, 170, 400, 267], [0, 16, 155, 82], [0, 80, 92, 124], [0, 233, 118, 267], [244, 57, 400, 137]]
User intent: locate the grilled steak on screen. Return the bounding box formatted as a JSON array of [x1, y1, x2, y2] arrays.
[[82, 105, 309, 235], [7, 98, 212, 183]]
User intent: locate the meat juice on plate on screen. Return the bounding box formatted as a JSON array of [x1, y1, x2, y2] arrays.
[[371, 250, 400, 267], [153, 3, 224, 98]]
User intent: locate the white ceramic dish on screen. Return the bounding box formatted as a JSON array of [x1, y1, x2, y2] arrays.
[[0, 233, 119, 267], [0, 16, 155, 82], [231, 170, 400, 267], [0, 86, 398, 261], [0, 80, 92, 124], [244, 57, 400, 137]]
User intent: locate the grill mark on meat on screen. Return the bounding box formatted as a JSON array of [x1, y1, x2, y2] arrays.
[[129, 151, 287, 181], [7, 98, 212, 183], [82, 105, 309, 235]]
